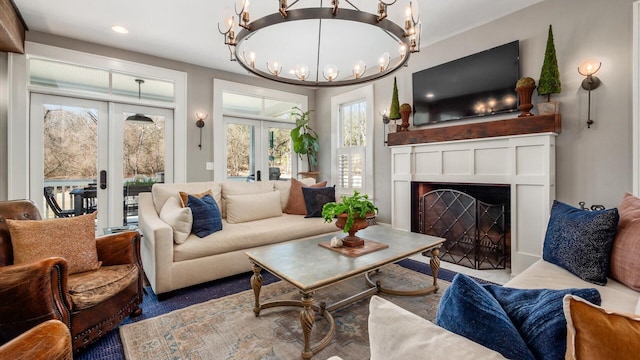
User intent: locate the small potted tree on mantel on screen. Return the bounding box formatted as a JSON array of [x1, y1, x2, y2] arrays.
[[389, 77, 401, 131], [290, 107, 320, 180], [537, 25, 561, 115], [321, 191, 378, 248]]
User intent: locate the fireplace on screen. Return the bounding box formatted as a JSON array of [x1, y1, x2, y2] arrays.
[[411, 182, 510, 270], [390, 133, 557, 275]]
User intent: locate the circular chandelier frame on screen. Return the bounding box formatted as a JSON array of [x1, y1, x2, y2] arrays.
[[233, 8, 412, 87]]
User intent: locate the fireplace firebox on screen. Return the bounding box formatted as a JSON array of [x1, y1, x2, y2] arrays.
[[412, 182, 510, 270]]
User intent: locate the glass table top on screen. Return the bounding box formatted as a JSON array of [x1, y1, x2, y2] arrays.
[[245, 225, 445, 293]]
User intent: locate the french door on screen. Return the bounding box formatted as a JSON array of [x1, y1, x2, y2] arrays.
[[30, 93, 173, 232], [223, 116, 296, 182]]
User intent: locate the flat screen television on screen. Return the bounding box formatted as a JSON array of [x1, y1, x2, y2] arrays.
[[412, 41, 520, 126]]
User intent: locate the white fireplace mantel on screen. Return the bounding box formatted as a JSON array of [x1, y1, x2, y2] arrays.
[[390, 132, 557, 275]]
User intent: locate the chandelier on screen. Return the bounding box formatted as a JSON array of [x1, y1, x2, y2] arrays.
[[218, 0, 421, 87]]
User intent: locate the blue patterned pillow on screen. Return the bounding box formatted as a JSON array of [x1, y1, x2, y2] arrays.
[[302, 186, 336, 218], [483, 285, 601, 360], [543, 200, 619, 285], [436, 274, 535, 360], [187, 194, 222, 238]]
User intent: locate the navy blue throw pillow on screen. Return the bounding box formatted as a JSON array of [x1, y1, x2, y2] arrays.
[[436, 274, 535, 360], [187, 194, 222, 238], [483, 285, 601, 360], [302, 186, 336, 218], [542, 200, 619, 285]]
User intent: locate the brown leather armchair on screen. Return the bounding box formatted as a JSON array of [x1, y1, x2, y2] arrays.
[[0, 320, 72, 360], [0, 199, 144, 354]]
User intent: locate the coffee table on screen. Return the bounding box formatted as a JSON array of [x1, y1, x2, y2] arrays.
[[245, 225, 445, 360]]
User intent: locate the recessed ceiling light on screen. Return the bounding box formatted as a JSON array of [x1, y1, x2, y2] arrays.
[[111, 25, 129, 34], [426, 93, 435, 98]]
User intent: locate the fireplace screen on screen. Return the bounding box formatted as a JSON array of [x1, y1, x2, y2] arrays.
[[419, 189, 506, 270]]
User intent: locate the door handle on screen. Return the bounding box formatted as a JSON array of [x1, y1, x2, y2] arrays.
[[256, 170, 261, 181], [100, 170, 107, 189]]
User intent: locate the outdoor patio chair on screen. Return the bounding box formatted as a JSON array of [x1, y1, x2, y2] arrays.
[[82, 184, 97, 214], [43, 187, 75, 218]]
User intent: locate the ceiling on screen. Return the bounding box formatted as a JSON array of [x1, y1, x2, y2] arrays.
[[13, 0, 542, 78]]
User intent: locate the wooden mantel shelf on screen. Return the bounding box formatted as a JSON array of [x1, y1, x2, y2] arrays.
[[387, 114, 561, 146]]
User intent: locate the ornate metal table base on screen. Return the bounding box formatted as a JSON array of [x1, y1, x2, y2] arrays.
[[251, 264, 336, 360], [249, 246, 441, 360], [366, 248, 441, 295]]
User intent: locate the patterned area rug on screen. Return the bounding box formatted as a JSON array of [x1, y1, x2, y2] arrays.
[[119, 264, 449, 360]]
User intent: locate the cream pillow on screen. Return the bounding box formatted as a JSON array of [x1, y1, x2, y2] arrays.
[[151, 182, 221, 214], [368, 296, 507, 360], [636, 296, 640, 314], [159, 195, 193, 244], [226, 191, 282, 224], [7, 212, 100, 274], [221, 181, 274, 218]]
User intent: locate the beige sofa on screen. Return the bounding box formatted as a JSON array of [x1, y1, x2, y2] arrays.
[[350, 259, 640, 360], [138, 179, 337, 295]]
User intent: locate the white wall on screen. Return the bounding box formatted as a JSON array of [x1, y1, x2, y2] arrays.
[[316, 0, 635, 224]]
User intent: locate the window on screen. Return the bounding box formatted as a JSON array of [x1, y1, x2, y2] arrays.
[[8, 42, 186, 207], [337, 100, 366, 191], [213, 79, 307, 182], [331, 85, 374, 198], [29, 58, 176, 103]]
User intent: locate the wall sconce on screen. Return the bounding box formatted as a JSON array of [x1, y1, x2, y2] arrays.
[[380, 109, 390, 145], [578, 60, 602, 128], [196, 112, 208, 149]]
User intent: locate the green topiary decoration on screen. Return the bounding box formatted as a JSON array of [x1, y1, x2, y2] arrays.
[[389, 77, 401, 120], [516, 77, 536, 88], [538, 25, 561, 102]]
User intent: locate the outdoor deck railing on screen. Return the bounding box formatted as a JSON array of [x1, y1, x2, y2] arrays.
[[43, 178, 149, 222]]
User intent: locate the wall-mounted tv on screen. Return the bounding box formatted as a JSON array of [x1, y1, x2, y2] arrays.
[[412, 41, 520, 126]]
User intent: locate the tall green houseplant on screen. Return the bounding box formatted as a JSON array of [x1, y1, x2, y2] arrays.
[[538, 25, 561, 102], [290, 107, 319, 171], [389, 77, 401, 120]]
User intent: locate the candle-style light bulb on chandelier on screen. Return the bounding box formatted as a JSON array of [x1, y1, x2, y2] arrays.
[[218, 0, 421, 87]]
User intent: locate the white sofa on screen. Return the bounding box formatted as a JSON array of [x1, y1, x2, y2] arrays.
[[138, 179, 337, 295], [356, 259, 640, 360]]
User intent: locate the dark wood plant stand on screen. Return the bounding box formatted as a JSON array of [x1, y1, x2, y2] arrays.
[[298, 171, 320, 181]]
